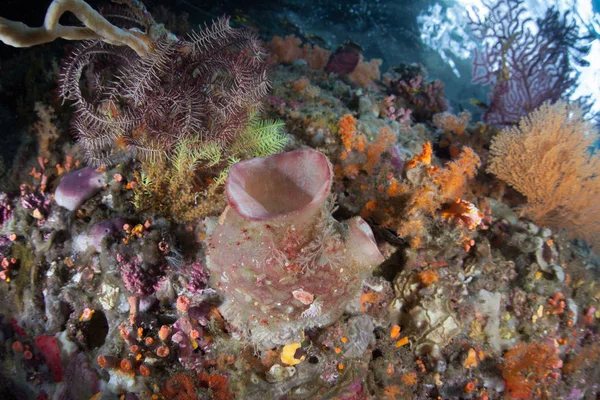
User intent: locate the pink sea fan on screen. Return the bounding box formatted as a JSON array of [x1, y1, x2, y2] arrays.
[[468, 0, 591, 125]]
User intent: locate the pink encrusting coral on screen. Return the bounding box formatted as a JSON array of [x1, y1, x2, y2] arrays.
[[207, 149, 384, 349]]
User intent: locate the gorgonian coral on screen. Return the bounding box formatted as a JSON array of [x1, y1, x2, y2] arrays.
[[487, 101, 600, 248], [469, 0, 591, 125], [59, 14, 270, 166]]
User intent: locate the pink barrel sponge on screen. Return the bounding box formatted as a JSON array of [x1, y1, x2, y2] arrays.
[[54, 167, 104, 211], [207, 149, 384, 349]]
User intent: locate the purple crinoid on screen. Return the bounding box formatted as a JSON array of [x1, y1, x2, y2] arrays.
[[59, 16, 270, 166]]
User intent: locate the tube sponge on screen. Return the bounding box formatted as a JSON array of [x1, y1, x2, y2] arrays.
[[54, 167, 104, 211], [207, 149, 384, 349]]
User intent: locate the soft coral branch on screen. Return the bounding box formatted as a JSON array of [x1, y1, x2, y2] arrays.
[[0, 0, 152, 56]]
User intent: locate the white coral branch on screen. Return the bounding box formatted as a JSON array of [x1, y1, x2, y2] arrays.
[[0, 0, 151, 56]]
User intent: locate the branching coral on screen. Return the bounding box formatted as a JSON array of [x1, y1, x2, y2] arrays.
[[469, 0, 591, 125], [0, 0, 152, 56], [487, 101, 600, 247]]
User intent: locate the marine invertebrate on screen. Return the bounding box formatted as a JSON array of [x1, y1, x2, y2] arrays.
[[197, 372, 233, 400], [117, 254, 162, 296], [500, 340, 562, 399], [325, 42, 362, 74], [161, 374, 197, 400], [433, 111, 471, 136], [348, 56, 383, 88], [487, 101, 600, 247], [20, 182, 52, 224], [365, 128, 396, 175], [34, 335, 62, 382], [381, 95, 412, 124], [392, 269, 461, 357], [338, 114, 363, 155], [59, 16, 270, 167], [0, 193, 14, 229], [269, 35, 331, 69], [269, 35, 303, 64], [385, 71, 448, 122], [365, 142, 480, 246], [77, 218, 126, 253], [207, 149, 384, 349], [469, 0, 591, 125], [59, 14, 277, 220], [54, 167, 105, 211], [335, 115, 395, 178], [129, 113, 286, 222], [440, 198, 483, 230], [0, 0, 152, 56], [30, 102, 60, 160], [184, 261, 210, 294]]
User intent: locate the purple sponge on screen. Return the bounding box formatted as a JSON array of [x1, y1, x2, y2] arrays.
[[87, 218, 126, 252], [54, 167, 105, 211]]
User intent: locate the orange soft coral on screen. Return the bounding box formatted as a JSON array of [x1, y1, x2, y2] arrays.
[[501, 340, 562, 399], [441, 198, 483, 230], [292, 77, 310, 92], [365, 128, 395, 175], [338, 114, 358, 152], [30, 102, 60, 160], [300, 43, 331, 70], [379, 145, 482, 246], [337, 117, 396, 179], [387, 178, 401, 197], [406, 142, 432, 168], [269, 35, 331, 69], [432, 147, 481, 202], [269, 35, 303, 63], [433, 111, 471, 136], [348, 55, 382, 88]]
